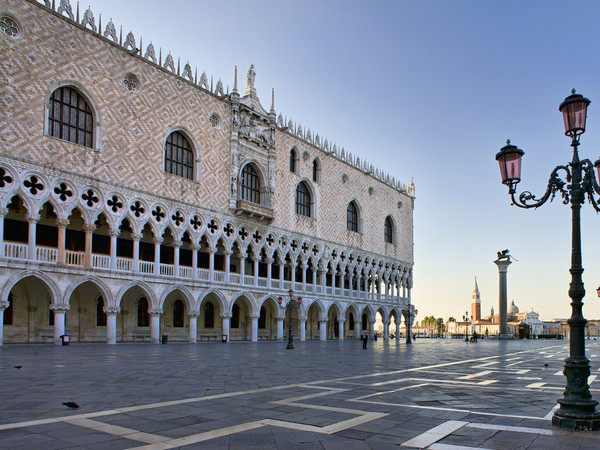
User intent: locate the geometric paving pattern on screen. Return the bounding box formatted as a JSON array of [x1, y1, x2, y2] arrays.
[[1, 339, 599, 448]]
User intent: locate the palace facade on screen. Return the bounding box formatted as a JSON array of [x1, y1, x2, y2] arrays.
[[0, 0, 415, 344]]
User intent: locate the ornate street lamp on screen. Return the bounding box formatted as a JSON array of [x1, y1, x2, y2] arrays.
[[278, 289, 302, 350], [462, 312, 471, 342], [495, 90, 600, 430], [401, 305, 418, 344]]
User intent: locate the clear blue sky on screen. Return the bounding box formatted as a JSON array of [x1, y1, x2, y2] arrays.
[[81, 0, 600, 321]]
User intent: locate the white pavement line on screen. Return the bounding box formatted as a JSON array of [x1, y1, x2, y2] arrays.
[[477, 361, 499, 367], [516, 369, 530, 374], [430, 444, 493, 450], [506, 360, 524, 367], [401, 420, 467, 448], [554, 370, 564, 376], [506, 357, 522, 361], [543, 404, 559, 420], [526, 382, 547, 388], [64, 418, 166, 444], [466, 422, 553, 435], [352, 383, 430, 402], [459, 370, 493, 380], [477, 380, 498, 385], [589, 375, 598, 384]]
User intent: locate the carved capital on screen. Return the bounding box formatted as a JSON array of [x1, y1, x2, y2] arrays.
[[50, 304, 70, 313], [220, 312, 233, 319], [109, 229, 120, 238], [132, 233, 143, 241], [187, 311, 200, 318], [192, 244, 201, 251], [338, 318, 346, 324], [153, 238, 164, 245], [0, 207, 8, 218], [172, 240, 182, 248], [26, 214, 40, 223], [83, 224, 96, 233], [148, 308, 163, 316], [103, 306, 121, 315], [0, 301, 8, 311], [56, 218, 70, 228]]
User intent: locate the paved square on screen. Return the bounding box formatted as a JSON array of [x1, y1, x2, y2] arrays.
[[1, 339, 600, 448]]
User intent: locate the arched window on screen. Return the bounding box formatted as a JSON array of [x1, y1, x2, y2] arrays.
[[48, 86, 93, 148], [296, 181, 311, 217], [258, 305, 266, 329], [96, 296, 106, 327], [204, 302, 214, 328], [4, 292, 13, 325], [231, 304, 241, 329], [384, 216, 394, 244], [347, 201, 359, 232], [137, 297, 149, 327], [241, 164, 260, 204], [349, 313, 354, 330], [290, 149, 297, 173], [173, 300, 184, 327], [312, 159, 320, 182], [164, 131, 194, 180]]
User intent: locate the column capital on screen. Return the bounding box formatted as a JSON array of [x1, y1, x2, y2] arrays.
[[172, 240, 182, 248], [57, 218, 70, 228], [148, 308, 163, 316], [0, 207, 8, 218], [223, 250, 233, 257], [103, 306, 121, 315], [249, 314, 260, 320], [108, 229, 120, 238], [319, 319, 328, 324], [83, 224, 96, 233], [265, 257, 274, 264], [338, 318, 346, 324], [220, 312, 232, 319], [50, 304, 70, 313], [26, 214, 40, 223], [132, 233, 143, 241], [0, 301, 8, 311], [153, 237, 164, 245], [192, 243, 201, 251], [187, 311, 200, 318]]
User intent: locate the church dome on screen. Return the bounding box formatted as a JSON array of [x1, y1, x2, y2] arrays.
[[508, 300, 519, 314]]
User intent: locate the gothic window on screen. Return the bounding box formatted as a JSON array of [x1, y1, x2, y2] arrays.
[[241, 164, 260, 204], [204, 302, 214, 328], [312, 159, 320, 182], [96, 296, 106, 327], [48, 86, 93, 148], [137, 297, 149, 327], [231, 304, 240, 328], [290, 148, 297, 173], [164, 131, 193, 180], [3, 292, 13, 325], [384, 216, 394, 244], [173, 300, 184, 327], [296, 181, 311, 217], [258, 306, 266, 329], [347, 201, 359, 232]]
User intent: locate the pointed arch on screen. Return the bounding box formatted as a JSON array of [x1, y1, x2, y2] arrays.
[[63, 275, 114, 307], [1, 269, 62, 306], [115, 280, 157, 309], [158, 284, 195, 312]]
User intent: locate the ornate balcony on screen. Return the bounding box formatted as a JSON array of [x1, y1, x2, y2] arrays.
[[235, 199, 274, 221]]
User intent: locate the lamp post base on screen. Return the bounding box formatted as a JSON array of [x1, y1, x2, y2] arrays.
[[552, 407, 600, 431], [498, 333, 513, 340]]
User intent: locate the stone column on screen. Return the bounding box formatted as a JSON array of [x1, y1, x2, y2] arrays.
[[383, 318, 390, 340], [349, 274, 354, 297], [221, 312, 231, 342], [57, 219, 69, 265], [239, 254, 246, 284], [188, 312, 199, 343], [301, 262, 307, 291], [319, 319, 327, 341], [26, 214, 39, 261], [51, 304, 69, 345], [355, 321, 361, 340], [153, 238, 163, 275], [224, 250, 232, 283], [173, 241, 181, 277], [121, 310, 128, 342], [494, 257, 513, 339], [369, 320, 375, 339], [320, 267, 326, 291], [266, 257, 273, 288], [250, 315, 259, 342], [0, 208, 7, 258], [312, 268, 317, 291], [208, 247, 216, 282], [253, 257, 259, 287], [278, 259, 285, 286], [0, 302, 6, 345], [299, 318, 306, 341], [132, 234, 141, 273], [109, 229, 119, 271], [149, 309, 162, 344], [104, 306, 120, 345], [192, 244, 199, 280], [338, 318, 345, 341], [290, 262, 297, 290], [84, 224, 95, 267], [276, 318, 284, 341]]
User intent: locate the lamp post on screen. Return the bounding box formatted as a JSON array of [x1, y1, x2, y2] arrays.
[[401, 305, 418, 343], [462, 312, 471, 342], [278, 289, 302, 350], [495, 90, 600, 430]]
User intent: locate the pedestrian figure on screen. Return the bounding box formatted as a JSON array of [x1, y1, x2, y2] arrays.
[[362, 329, 368, 349], [472, 331, 478, 343]]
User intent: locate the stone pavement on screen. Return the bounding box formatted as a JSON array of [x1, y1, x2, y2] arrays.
[[1, 338, 600, 449]]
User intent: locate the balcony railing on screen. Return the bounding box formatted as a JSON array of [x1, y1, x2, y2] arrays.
[[0, 242, 404, 302]]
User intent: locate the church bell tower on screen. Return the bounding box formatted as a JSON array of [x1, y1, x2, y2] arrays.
[[471, 277, 481, 321]]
